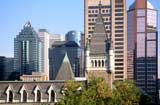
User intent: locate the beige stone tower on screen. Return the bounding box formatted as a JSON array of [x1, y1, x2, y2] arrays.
[[85, 0, 127, 80]]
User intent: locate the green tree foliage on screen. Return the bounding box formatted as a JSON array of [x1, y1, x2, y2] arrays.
[[56, 77, 143, 105]]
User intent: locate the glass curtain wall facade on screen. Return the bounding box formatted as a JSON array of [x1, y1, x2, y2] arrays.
[[14, 22, 42, 75], [127, 0, 158, 102]]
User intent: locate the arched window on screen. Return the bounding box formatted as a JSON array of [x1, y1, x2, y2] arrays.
[[98, 60, 101, 67], [91, 60, 94, 67], [23, 90, 27, 102], [37, 90, 41, 102], [51, 90, 55, 102], [95, 60, 97, 67], [102, 60, 105, 67], [9, 91, 13, 103]]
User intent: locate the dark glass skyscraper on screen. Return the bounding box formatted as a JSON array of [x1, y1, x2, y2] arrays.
[[127, 0, 158, 102], [14, 22, 42, 75]]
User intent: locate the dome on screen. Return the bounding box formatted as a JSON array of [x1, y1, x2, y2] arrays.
[[129, 1, 154, 10]]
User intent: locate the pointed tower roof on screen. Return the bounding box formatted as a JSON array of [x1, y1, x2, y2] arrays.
[[55, 53, 75, 80], [90, 2, 108, 55]]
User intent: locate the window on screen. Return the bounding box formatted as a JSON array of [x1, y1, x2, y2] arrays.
[[95, 60, 97, 67], [51, 90, 55, 102], [115, 13, 123, 16], [115, 22, 123, 24], [9, 91, 13, 103], [102, 60, 105, 67], [115, 5, 123, 8], [137, 17, 145, 32], [37, 90, 41, 102], [115, 18, 123, 21], [23, 90, 27, 102], [91, 60, 94, 67], [137, 9, 145, 17], [98, 60, 101, 67]]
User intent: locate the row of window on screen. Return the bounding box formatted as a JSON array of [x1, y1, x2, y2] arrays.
[[88, 22, 111, 26], [7, 89, 55, 103], [89, 14, 111, 17], [91, 60, 105, 68], [88, 17, 111, 22], [88, 9, 110, 14]]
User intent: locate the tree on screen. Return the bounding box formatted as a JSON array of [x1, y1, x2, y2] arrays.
[[56, 77, 143, 105], [110, 80, 142, 105]]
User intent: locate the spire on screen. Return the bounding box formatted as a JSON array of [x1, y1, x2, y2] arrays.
[[55, 53, 75, 80], [24, 21, 32, 28], [89, 2, 109, 54]]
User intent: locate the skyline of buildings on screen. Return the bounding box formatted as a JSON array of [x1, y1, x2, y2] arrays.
[[0, 0, 159, 104]]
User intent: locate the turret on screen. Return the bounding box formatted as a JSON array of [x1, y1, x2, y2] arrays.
[[106, 39, 114, 73], [85, 38, 90, 70], [109, 40, 114, 73]]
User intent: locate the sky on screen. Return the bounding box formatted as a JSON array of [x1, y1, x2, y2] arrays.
[[0, 0, 159, 57]]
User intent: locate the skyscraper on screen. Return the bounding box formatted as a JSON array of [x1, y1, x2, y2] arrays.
[[14, 22, 42, 75], [127, 0, 158, 101], [85, 0, 127, 80], [38, 29, 50, 79]]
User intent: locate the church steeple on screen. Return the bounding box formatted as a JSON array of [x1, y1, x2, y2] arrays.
[[89, 2, 109, 55]]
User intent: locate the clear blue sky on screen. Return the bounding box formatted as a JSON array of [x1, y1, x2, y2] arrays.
[[0, 0, 159, 57]]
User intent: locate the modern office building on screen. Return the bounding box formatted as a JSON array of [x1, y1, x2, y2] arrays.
[[0, 56, 5, 80], [127, 0, 158, 102], [38, 29, 50, 79], [14, 22, 42, 76], [85, 0, 127, 80], [0, 57, 15, 80], [49, 33, 65, 47], [4, 57, 14, 80]]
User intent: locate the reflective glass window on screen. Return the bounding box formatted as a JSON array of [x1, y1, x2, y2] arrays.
[[147, 41, 156, 57], [137, 17, 145, 32], [137, 33, 145, 57], [147, 10, 157, 28], [137, 9, 145, 17]]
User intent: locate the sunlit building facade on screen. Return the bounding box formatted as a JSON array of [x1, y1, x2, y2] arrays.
[[127, 0, 158, 101], [85, 0, 127, 80]]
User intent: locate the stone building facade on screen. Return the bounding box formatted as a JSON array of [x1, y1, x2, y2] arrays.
[[0, 80, 85, 104]]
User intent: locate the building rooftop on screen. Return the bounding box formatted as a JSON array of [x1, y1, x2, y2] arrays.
[[129, 1, 154, 10]]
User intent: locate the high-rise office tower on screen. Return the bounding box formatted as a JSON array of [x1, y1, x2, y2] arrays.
[[85, 0, 127, 80], [38, 29, 50, 79], [127, 0, 158, 101], [14, 22, 42, 75]]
